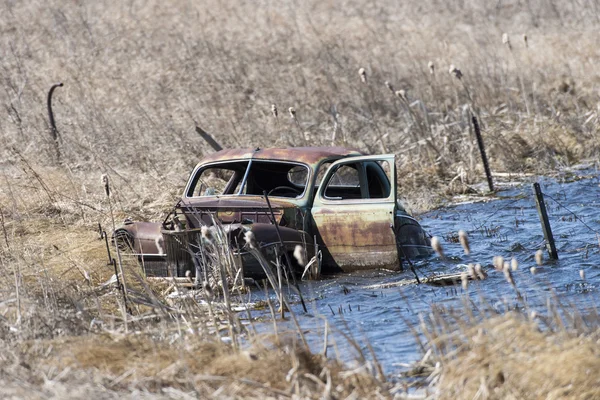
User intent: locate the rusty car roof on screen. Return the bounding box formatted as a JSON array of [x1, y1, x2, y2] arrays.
[[198, 147, 364, 166]]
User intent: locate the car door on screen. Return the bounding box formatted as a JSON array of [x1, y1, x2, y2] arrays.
[[311, 155, 399, 271]]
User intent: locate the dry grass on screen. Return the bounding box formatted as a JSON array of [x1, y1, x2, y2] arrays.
[[418, 305, 600, 399], [2, 0, 600, 211], [1, 0, 600, 398]]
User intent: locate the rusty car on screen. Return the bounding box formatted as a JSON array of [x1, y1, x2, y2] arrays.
[[113, 147, 432, 280]]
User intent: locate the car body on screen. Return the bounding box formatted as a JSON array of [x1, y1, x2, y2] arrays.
[[114, 147, 432, 279]]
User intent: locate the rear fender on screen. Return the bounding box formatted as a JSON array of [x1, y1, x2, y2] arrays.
[[248, 223, 313, 252]]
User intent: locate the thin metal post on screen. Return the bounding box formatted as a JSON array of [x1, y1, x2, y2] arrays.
[[533, 182, 558, 259], [471, 115, 494, 192]]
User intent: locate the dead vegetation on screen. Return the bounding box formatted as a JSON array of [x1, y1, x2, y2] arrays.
[[416, 301, 600, 399], [1, 0, 600, 398]]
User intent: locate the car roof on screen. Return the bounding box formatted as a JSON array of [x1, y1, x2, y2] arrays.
[[198, 147, 364, 166]]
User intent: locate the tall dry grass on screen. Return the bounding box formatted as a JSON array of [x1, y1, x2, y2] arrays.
[[1, 0, 600, 398], [2, 0, 599, 209]]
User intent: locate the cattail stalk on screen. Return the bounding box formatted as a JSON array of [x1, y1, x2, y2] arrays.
[[103, 174, 130, 317], [272, 104, 282, 142], [458, 230, 470, 255], [288, 107, 304, 144], [502, 32, 530, 116]]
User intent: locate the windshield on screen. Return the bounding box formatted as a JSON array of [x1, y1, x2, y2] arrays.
[[186, 160, 310, 198]]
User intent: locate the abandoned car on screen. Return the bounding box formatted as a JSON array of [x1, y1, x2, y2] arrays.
[[113, 147, 432, 280]]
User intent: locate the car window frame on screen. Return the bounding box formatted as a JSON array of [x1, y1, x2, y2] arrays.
[[184, 159, 313, 199]]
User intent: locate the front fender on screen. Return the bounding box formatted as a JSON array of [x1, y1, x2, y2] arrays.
[[113, 221, 165, 255]]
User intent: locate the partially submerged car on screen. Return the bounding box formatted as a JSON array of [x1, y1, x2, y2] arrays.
[[114, 147, 432, 280]]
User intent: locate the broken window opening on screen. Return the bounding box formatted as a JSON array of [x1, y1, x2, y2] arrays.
[[187, 161, 310, 199], [323, 160, 392, 200]]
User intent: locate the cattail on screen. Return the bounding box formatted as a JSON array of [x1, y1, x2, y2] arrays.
[[385, 81, 394, 93], [203, 280, 214, 300], [449, 64, 463, 80], [458, 230, 470, 255], [474, 263, 487, 280], [395, 90, 407, 101], [530, 310, 537, 319], [530, 266, 537, 275], [461, 272, 469, 290], [244, 230, 258, 249], [271, 104, 278, 118], [467, 263, 475, 279], [358, 67, 367, 84], [493, 256, 504, 271], [503, 268, 514, 285], [523, 33, 528, 48], [535, 249, 544, 266], [293, 244, 307, 267], [503, 261, 510, 272], [201, 225, 212, 242], [428, 61, 435, 75], [511, 257, 518, 271], [288, 107, 296, 119], [101, 174, 110, 197], [502, 33, 512, 50], [185, 269, 193, 283], [580, 269, 585, 280], [431, 236, 444, 258]]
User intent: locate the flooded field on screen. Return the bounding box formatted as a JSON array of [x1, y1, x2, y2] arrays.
[[250, 166, 600, 374]]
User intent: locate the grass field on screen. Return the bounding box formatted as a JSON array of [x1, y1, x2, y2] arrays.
[[1, 0, 599, 398]]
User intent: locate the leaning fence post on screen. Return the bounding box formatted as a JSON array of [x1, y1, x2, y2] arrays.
[[533, 182, 559, 260], [47, 82, 64, 162], [471, 115, 494, 192]]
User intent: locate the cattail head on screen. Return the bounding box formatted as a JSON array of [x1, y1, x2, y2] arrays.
[[580, 269, 585, 280], [271, 104, 278, 118], [244, 230, 258, 249], [185, 269, 193, 282], [358, 67, 367, 84], [203, 280, 214, 300], [395, 89, 407, 101], [503, 268, 514, 285], [530, 266, 537, 275], [458, 230, 470, 255], [502, 33, 512, 50], [201, 225, 212, 242], [449, 64, 463, 80], [428, 61, 435, 74], [101, 174, 110, 197], [503, 261, 510, 272], [467, 263, 475, 279], [293, 244, 307, 267], [461, 272, 469, 290], [511, 257, 518, 271], [493, 256, 504, 271], [535, 249, 544, 266], [288, 107, 296, 119], [474, 263, 487, 280], [385, 81, 394, 93], [431, 236, 444, 258], [523, 33, 528, 48]]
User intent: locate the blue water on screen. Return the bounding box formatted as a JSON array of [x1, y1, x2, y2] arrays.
[[247, 167, 600, 374]]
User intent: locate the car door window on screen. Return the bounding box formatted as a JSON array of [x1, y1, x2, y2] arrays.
[[323, 160, 392, 200], [323, 164, 362, 200]]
